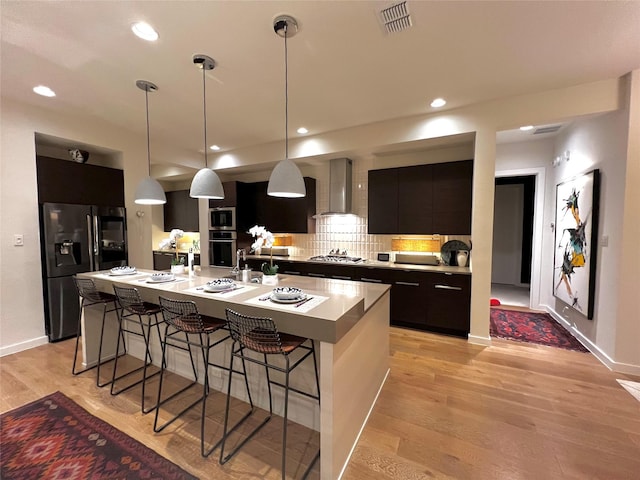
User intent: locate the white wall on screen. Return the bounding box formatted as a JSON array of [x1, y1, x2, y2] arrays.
[[2, 73, 638, 373]]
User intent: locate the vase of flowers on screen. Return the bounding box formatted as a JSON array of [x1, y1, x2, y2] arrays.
[[249, 225, 278, 283], [169, 229, 185, 273]]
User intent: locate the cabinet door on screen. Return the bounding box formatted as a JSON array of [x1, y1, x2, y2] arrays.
[[431, 160, 473, 234], [398, 164, 433, 234], [368, 168, 398, 234], [153, 252, 174, 271], [164, 190, 199, 232], [209, 182, 237, 208], [249, 178, 316, 233], [425, 272, 471, 334], [391, 270, 429, 327]]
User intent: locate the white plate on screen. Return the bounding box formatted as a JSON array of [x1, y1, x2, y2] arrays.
[[272, 286, 303, 300], [203, 283, 237, 293], [147, 274, 175, 283], [269, 293, 307, 304], [110, 270, 137, 276], [205, 278, 235, 291], [110, 267, 136, 276]]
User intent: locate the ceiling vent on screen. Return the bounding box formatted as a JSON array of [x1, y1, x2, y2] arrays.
[[533, 125, 562, 135], [380, 1, 412, 33]]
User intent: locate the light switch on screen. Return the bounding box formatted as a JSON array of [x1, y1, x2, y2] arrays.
[[14, 234, 24, 246], [600, 235, 609, 247]]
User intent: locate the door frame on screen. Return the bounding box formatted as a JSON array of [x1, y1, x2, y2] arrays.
[[494, 167, 545, 310]]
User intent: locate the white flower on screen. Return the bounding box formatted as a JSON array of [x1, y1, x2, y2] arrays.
[[169, 229, 184, 241], [249, 225, 274, 252]]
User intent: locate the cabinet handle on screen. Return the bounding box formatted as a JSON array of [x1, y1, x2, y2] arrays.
[[435, 284, 462, 291], [309, 273, 325, 278], [396, 281, 420, 287], [283, 271, 301, 275], [332, 275, 351, 280], [360, 277, 382, 283]]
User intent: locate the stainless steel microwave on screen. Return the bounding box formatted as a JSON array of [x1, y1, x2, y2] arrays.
[[209, 206, 236, 230]]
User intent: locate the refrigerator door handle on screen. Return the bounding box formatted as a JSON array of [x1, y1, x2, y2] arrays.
[[93, 214, 100, 270], [87, 214, 95, 271]]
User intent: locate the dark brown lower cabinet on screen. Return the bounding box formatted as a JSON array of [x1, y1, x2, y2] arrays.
[[239, 259, 471, 337], [425, 272, 471, 335], [153, 251, 200, 271]]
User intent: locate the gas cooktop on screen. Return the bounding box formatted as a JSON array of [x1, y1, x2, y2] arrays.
[[308, 254, 365, 264]]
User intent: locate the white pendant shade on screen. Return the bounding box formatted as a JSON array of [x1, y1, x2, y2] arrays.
[[190, 167, 224, 199], [134, 175, 167, 204], [267, 158, 306, 198]]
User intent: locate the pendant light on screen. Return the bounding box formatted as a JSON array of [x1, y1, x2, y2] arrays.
[[189, 54, 224, 199], [267, 15, 306, 198], [134, 80, 166, 205]]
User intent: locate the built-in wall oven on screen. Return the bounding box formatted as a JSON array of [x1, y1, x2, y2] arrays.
[[209, 231, 237, 267], [209, 206, 236, 231]]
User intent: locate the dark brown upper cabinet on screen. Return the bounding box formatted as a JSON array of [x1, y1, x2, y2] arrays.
[[249, 177, 316, 234], [368, 160, 473, 235], [36, 156, 124, 207], [367, 168, 398, 234], [164, 190, 199, 232]]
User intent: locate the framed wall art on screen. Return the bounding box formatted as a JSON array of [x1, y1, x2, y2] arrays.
[[553, 169, 600, 319]]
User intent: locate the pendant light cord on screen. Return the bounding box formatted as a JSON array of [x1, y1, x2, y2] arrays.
[[284, 22, 289, 162], [202, 64, 208, 169], [145, 88, 151, 176]]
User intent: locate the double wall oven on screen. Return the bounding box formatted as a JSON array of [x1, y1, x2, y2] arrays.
[[209, 206, 236, 267]]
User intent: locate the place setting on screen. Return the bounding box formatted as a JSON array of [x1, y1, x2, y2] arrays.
[[94, 266, 148, 280], [245, 287, 327, 313], [137, 272, 187, 285], [186, 278, 256, 298]]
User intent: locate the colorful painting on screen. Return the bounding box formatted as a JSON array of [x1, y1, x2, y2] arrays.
[[553, 169, 600, 319]]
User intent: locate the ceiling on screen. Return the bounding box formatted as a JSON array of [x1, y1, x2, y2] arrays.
[[3, 1, 640, 178]]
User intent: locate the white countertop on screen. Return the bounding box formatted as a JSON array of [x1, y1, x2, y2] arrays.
[[83, 267, 390, 344], [246, 254, 471, 274]]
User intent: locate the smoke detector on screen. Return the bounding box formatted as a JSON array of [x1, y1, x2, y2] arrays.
[[379, 1, 412, 33]]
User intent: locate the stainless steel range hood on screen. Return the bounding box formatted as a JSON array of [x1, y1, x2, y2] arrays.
[[319, 158, 354, 216]]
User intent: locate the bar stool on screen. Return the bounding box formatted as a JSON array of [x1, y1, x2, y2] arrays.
[[111, 285, 165, 413], [155, 296, 254, 458], [71, 276, 122, 387], [220, 308, 320, 480]]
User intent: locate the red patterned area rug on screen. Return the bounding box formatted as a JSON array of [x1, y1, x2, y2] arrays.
[[1, 391, 197, 480], [490, 307, 589, 352]]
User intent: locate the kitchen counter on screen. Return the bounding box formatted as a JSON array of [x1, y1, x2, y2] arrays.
[[246, 254, 471, 274], [77, 267, 390, 479]]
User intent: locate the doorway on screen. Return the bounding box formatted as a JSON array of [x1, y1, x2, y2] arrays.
[[491, 175, 536, 308]]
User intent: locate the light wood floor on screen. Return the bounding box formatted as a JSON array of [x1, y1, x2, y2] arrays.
[[2, 328, 639, 479]]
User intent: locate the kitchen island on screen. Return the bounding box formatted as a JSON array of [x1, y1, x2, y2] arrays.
[[78, 267, 390, 480]]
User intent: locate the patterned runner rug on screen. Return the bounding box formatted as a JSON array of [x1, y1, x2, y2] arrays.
[[1, 391, 197, 480], [490, 307, 589, 352]]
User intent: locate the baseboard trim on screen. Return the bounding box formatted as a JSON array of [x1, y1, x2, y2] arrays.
[[337, 367, 390, 480], [545, 307, 640, 376], [468, 334, 492, 346], [0, 336, 49, 357]]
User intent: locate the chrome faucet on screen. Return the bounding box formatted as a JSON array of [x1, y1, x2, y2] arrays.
[[231, 248, 246, 274]]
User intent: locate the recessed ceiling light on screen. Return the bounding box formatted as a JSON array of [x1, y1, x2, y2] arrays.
[[430, 98, 446, 108], [33, 85, 56, 97], [520, 125, 534, 131], [209, 145, 220, 151], [132, 22, 158, 41], [297, 127, 308, 134]]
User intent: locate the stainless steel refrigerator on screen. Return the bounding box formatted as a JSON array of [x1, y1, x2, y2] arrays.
[[40, 202, 128, 341]]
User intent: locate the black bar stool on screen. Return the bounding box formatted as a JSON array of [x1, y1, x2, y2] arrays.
[[111, 285, 165, 413], [220, 308, 320, 480], [71, 276, 122, 387], [155, 296, 253, 458]]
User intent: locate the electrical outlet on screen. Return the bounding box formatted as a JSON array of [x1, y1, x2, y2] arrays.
[[600, 235, 609, 247], [14, 234, 24, 246]]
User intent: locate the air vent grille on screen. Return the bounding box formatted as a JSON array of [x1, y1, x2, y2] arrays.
[[380, 1, 412, 33], [533, 125, 562, 135]]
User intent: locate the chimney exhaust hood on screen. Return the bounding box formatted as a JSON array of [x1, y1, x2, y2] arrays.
[[319, 158, 354, 216]]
